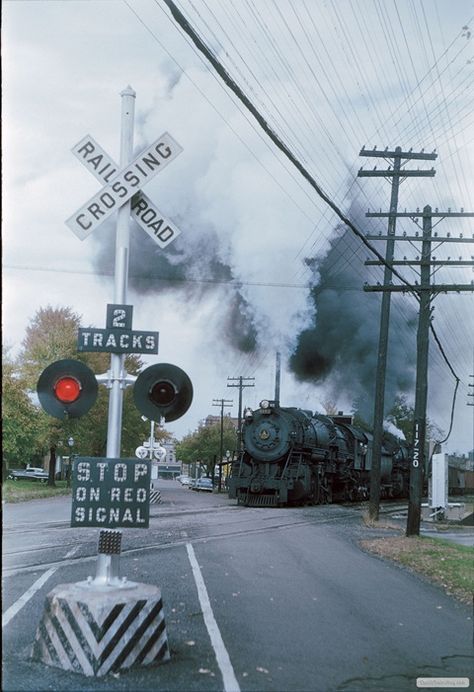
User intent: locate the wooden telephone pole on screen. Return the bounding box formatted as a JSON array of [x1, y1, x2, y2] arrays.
[[364, 206, 474, 535], [358, 146, 437, 521], [212, 398, 233, 491], [227, 376, 255, 450]]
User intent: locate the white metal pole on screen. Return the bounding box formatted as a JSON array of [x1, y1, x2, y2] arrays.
[[106, 86, 136, 458], [150, 420, 155, 460]]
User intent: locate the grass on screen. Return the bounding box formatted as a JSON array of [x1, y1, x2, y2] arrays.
[[361, 534, 474, 605], [2, 479, 72, 503]]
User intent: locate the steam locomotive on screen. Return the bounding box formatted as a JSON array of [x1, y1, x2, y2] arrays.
[[228, 400, 410, 507]]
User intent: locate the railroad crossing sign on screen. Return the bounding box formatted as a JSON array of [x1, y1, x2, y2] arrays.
[[66, 132, 183, 247], [77, 303, 158, 355]]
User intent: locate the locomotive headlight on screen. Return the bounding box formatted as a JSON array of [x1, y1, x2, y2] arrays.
[[260, 399, 270, 410]]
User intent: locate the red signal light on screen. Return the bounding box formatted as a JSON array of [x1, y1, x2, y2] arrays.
[[37, 359, 98, 419], [54, 376, 81, 403]]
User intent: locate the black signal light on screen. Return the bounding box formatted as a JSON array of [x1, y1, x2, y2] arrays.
[[134, 363, 193, 422], [37, 359, 98, 419]]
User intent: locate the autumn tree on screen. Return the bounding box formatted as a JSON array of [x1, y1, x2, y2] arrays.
[[176, 417, 237, 477], [2, 347, 41, 479]]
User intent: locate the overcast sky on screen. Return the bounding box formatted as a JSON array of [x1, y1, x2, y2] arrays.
[[3, 0, 473, 453]]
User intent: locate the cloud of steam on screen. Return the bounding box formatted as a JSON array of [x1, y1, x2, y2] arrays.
[[90, 66, 314, 362], [289, 202, 417, 423], [92, 214, 259, 354]]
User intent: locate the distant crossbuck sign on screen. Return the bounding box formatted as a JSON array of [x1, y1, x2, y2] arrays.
[[66, 133, 183, 248]]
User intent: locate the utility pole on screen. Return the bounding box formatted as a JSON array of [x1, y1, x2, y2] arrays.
[[358, 146, 437, 521], [212, 398, 233, 492], [227, 376, 254, 450], [364, 205, 474, 535], [468, 351, 474, 470]]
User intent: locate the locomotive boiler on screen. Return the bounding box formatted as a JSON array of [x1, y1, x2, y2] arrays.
[[228, 400, 409, 507]]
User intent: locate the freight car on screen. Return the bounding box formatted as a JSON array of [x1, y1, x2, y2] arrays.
[[228, 400, 410, 507]]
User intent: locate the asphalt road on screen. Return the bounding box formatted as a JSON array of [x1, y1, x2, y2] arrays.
[[2, 483, 473, 691]]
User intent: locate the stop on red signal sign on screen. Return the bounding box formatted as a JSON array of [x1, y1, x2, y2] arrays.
[[37, 359, 98, 419]]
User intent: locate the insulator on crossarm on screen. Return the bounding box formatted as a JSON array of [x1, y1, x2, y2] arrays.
[[435, 208, 438, 213], [447, 232, 451, 237], [460, 233, 463, 238]]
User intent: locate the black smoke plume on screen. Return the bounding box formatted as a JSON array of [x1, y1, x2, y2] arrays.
[[290, 204, 417, 422]]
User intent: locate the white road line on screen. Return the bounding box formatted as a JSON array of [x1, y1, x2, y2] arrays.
[[186, 543, 240, 692], [2, 546, 78, 628]]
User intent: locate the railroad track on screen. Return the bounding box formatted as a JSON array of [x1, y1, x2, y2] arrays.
[[2, 509, 359, 578]]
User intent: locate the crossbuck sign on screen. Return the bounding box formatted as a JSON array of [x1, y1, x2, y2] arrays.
[[66, 132, 183, 248]]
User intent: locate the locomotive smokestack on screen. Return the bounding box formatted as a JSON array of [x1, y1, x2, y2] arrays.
[[275, 351, 281, 405]]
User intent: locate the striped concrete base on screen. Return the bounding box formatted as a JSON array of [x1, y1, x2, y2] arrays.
[[31, 582, 170, 677], [149, 490, 162, 504]]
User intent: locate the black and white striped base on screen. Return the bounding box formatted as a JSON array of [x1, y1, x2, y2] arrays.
[[149, 490, 162, 504], [32, 582, 170, 677]]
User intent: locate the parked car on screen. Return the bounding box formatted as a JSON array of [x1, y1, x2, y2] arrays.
[[8, 467, 49, 483], [193, 477, 213, 492], [178, 475, 191, 486]]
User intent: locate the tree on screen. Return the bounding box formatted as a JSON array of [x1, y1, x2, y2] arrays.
[[18, 305, 150, 484], [319, 398, 339, 415], [2, 347, 41, 478], [176, 417, 237, 478], [387, 395, 444, 444]]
